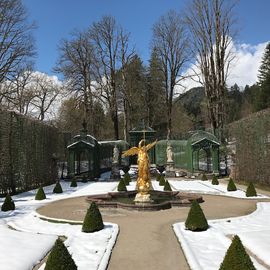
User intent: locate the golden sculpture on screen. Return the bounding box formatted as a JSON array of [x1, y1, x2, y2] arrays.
[[122, 139, 157, 199]]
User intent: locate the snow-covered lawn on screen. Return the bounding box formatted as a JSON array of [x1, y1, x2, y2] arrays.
[[173, 202, 270, 270], [169, 179, 268, 199], [0, 180, 118, 270]]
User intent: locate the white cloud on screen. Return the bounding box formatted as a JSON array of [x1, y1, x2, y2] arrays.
[[175, 41, 268, 95]]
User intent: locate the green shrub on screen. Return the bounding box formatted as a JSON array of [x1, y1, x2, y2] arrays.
[[185, 200, 208, 231], [35, 187, 46, 200], [53, 182, 63, 194], [211, 175, 219, 185], [156, 174, 161, 182], [81, 176, 88, 183], [202, 173, 208, 181], [227, 178, 237, 191], [219, 235, 256, 270], [1, 194, 15, 212], [117, 178, 127, 192], [159, 175, 166, 186], [82, 202, 104, 233], [164, 180, 172, 191], [70, 178, 77, 187], [246, 182, 257, 197], [45, 238, 77, 270], [123, 173, 131, 185]]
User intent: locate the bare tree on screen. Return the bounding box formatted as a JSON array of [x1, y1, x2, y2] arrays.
[[0, 0, 35, 84], [90, 16, 133, 140], [152, 10, 189, 139], [185, 0, 237, 140], [4, 64, 35, 114], [30, 72, 61, 121], [54, 31, 98, 133]]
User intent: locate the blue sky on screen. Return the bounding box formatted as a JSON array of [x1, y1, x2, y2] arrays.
[[22, 0, 270, 77]]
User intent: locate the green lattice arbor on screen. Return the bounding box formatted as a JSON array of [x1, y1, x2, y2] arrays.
[[155, 131, 220, 173]]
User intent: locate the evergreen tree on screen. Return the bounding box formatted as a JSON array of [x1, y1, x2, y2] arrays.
[[246, 182, 257, 197], [146, 48, 166, 130], [1, 194, 15, 212], [35, 187, 46, 200], [117, 178, 127, 192], [45, 238, 77, 270], [257, 42, 270, 110], [185, 200, 208, 231], [53, 181, 63, 193], [219, 235, 256, 270], [164, 180, 172, 191], [212, 175, 219, 185], [82, 202, 104, 233], [227, 178, 237, 191]]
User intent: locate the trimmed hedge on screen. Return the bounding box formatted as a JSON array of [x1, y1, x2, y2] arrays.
[[123, 173, 131, 185], [159, 175, 166, 186], [227, 178, 237, 191], [219, 235, 256, 270], [246, 182, 257, 197], [53, 182, 63, 194], [202, 173, 208, 181], [70, 178, 77, 187], [82, 202, 104, 233], [35, 187, 46, 200], [1, 194, 15, 212], [185, 200, 208, 231], [211, 175, 219, 185], [45, 238, 77, 270], [117, 178, 127, 192], [164, 180, 172, 191]]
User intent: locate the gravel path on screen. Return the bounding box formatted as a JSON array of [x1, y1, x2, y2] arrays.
[[37, 193, 270, 270]]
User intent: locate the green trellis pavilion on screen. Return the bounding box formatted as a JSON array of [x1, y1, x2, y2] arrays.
[[67, 128, 220, 177], [155, 130, 220, 174]]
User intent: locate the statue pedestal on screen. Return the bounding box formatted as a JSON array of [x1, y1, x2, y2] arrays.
[[166, 161, 176, 177], [110, 162, 120, 180], [134, 193, 153, 203]]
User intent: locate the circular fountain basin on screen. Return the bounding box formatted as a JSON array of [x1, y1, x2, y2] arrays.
[[86, 190, 203, 211]]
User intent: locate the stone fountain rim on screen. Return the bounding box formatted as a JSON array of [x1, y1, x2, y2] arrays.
[[85, 190, 203, 211]]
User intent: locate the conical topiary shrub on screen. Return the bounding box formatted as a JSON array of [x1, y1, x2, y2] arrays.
[[212, 175, 219, 185], [159, 175, 166, 186], [1, 194, 15, 212], [70, 178, 77, 187], [35, 187, 46, 200], [53, 182, 63, 194], [227, 178, 237, 191], [156, 174, 161, 182], [246, 182, 257, 197], [164, 180, 172, 191], [45, 238, 77, 270], [202, 173, 208, 181], [123, 173, 131, 185], [185, 200, 208, 231], [219, 235, 256, 270], [82, 202, 104, 233], [81, 176, 88, 183], [117, 178, 127, 192]]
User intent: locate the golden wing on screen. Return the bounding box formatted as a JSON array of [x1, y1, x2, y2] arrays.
[[122, 147, 139, 157], [145, 140, 157, 152]]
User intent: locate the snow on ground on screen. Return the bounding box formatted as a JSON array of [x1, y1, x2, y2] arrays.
[[0, 179, 118, 270], [169, 179, 268, 199], [173, 202, 270, 270]]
